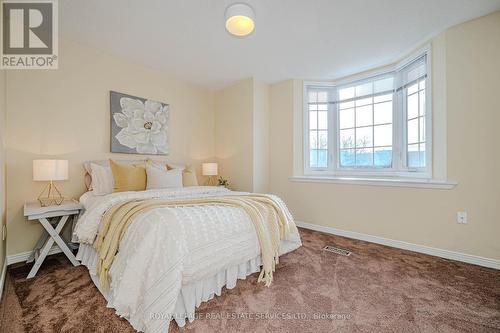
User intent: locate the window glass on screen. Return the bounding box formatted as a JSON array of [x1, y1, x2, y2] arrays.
[[338, 75, 394, 168], [407, 77, 427, 168], [307, 88, 330, 168]]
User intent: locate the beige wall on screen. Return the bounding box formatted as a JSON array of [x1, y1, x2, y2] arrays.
[[269, 12, 500, 260], [214, 79, 254, 192], [214, 78, 270, 193], [252, 80, 269, 193], [0, 70, 5, 270], [5, 39, 215, 255]]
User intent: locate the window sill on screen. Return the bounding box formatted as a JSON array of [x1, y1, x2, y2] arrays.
[[289, 175, 457, 189]]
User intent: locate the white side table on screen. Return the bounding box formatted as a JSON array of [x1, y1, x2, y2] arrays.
[[24, 200, 83, 278]]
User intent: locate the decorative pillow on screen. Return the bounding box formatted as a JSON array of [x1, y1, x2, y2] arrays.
[[84, 159, 147, 190], [146, 164, 183, 189], [90, 163, 114, 195], [168, 164, 198, 186], [109, 159, 147, 192]]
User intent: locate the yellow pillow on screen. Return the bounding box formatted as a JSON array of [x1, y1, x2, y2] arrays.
[[109, 159, 147, 192], [167, 164, 198, 186]]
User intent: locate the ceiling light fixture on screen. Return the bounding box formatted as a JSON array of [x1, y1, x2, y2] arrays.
[[225, 3, 255, 37]]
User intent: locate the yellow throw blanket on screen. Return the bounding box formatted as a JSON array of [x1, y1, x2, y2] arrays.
[[94, 194, 295, 291]]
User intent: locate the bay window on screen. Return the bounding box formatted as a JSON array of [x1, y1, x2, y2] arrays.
[[304, 50, 431, 178]]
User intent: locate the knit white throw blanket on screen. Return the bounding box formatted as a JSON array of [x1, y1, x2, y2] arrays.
[[94, 194, 295, 290]]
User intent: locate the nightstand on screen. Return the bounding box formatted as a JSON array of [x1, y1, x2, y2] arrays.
[[23, 199, 83, 278]]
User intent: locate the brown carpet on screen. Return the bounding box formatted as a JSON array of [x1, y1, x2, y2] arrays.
[[1, 228, 499, 333]]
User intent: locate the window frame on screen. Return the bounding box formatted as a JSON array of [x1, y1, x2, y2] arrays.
[[303, 46, 432, 179], [303, 83, 335, 174]]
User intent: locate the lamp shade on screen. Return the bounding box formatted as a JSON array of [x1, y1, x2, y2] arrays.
[[33, 160, 68, 181], [202, 163, 218, 176], [225, 3, 255, 37]]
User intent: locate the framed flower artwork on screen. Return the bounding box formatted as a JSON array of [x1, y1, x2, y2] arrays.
[[110, 91, 169, 155]]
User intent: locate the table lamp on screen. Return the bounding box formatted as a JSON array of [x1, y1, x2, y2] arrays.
[[202, 162, 218, 186], [33, 159, 68, 206]]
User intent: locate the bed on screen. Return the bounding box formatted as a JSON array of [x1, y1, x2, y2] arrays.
[[73, 185, 302, 333]]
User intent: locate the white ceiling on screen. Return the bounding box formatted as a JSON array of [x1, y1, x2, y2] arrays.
[[59, 0, 500, 90]]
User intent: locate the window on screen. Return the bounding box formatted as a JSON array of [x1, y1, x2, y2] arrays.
[[307, 89, 330, 168], [400, 55, 428, 170], [337, 75, 394, 169], [304, 50, 431, 178]]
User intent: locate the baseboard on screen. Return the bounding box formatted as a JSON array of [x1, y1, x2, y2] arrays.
[[296, 221, 500, 270], [6, 224, 499, 270], [0, 258, 6, 301], [6, 245, 63, 266]]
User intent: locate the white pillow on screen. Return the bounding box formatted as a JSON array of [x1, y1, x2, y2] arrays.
[[90, 163, 114, 195], [146, 165, 183, 190]]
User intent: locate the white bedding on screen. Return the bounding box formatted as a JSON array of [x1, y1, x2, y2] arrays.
[[74, 186, 302, 333]]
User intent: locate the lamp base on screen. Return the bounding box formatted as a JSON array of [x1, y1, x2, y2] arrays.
[[204, 176, 218, 186], [38, 181, 64, 207]]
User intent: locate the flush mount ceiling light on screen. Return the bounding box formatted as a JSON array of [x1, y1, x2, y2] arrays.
[[225, 3, 255, 37]]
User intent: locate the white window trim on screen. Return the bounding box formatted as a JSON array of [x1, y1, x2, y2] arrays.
[[302, 45, 444, 184], [289, 175, 457, 190]]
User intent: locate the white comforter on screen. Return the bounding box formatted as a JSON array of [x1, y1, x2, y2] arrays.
[[74, 186, 301, 333]]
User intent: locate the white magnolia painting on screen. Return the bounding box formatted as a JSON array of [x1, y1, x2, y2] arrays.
[[110, 91, 169, 155]]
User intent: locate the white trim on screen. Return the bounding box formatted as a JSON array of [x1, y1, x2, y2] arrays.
[[425, 46, 433, 177], [290, 175, 457, 189], [6, 245, 62, 266], [296, 221, 500, 270], [0, 258, 6, 301], [324, 64, 396, 87]]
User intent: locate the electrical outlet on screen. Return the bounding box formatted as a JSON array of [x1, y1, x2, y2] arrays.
[[457, 212, 467, 224]]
